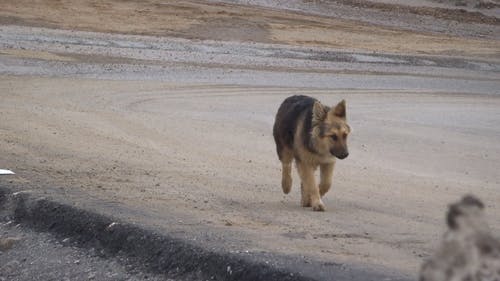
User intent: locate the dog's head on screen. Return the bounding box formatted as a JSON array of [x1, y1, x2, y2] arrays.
[[311, 99, 350, 159], [446, 195, 486, 232]]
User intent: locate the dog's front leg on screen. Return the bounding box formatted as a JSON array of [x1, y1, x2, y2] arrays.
[[319, 162, 335, 197], [297, 161, 325, 211]]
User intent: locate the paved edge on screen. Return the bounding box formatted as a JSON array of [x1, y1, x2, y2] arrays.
[[0, 186, 314, 281]]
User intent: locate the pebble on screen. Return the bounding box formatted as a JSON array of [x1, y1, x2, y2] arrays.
[[0, 237, 21, 251]]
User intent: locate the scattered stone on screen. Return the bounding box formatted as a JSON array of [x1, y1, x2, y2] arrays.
[[0, 237, 21, 251], [105, 222, 118, 231]]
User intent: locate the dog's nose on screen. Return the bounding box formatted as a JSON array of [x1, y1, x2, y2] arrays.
[[338, 152, 349, 159]]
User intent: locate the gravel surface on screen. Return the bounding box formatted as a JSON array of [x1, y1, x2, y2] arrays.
[[0, 26, 498, 94], [0, 221, 175, 281]]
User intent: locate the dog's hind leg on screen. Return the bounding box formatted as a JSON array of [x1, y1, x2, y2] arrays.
[[279, 147, 294, 194], [297, 161, 324, 211], [319, 162, 335, 197]]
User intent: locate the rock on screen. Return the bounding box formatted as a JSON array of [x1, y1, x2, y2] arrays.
[[62, 238, 72, 245], [0, 237, 21, 251]]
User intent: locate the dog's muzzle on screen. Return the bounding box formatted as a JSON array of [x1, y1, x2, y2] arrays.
[[336, 152, 349, 159]]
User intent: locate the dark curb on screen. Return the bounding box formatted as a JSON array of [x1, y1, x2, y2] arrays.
[[0, 186, 312, 281]]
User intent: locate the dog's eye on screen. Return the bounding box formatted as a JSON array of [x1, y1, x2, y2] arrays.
[[331, 135, 338, 141]]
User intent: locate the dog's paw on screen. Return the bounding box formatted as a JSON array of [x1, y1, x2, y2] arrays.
[[312, 202, 326, 212], [282, 177, 292, 194]]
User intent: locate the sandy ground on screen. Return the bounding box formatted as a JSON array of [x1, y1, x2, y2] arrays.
[[2, 78, 500, 277], [0, 0, 500, 279]]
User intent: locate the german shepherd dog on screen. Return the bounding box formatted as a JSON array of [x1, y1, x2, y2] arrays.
[[273, 95, 350, 211]]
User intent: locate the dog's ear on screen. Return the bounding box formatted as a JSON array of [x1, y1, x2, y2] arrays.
[[331, 99, 346, 119], [446, 203, 461, 230], [312, 101, 327, 123], [461, 195, 484, 209], [345, 123, 352, 133]]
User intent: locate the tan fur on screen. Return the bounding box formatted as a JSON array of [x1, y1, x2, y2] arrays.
[[294, 117, 332, 211], [273, 96, 350, 211], [280, 147, 294, 194], [319, 162, 335, 197]]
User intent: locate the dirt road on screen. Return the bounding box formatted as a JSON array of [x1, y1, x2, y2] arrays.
[[1, 0, 499, 279]]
